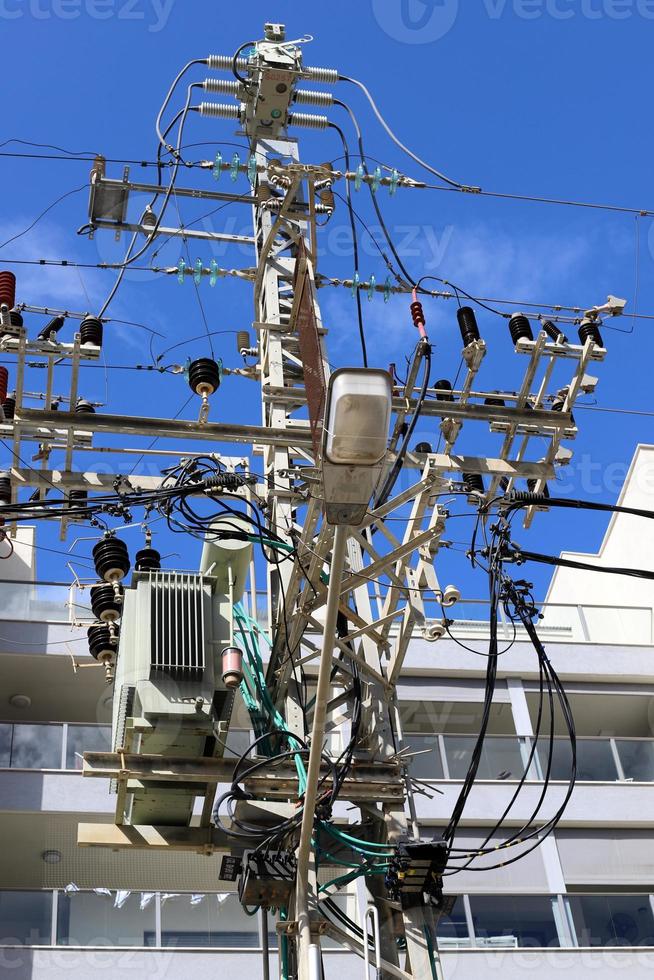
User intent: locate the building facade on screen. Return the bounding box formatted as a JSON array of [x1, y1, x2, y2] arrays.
[[3, 447, 654, 979]]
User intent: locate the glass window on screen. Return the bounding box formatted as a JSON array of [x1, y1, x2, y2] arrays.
[[536, 738, 618, 782], [444, 736, 525, 781], [160, 893, 259, 948], [0, 890, 51, 945], [616, 740, 654, 782], [57, 891, 155, 947], [10, 724, 63, 769], [0, 724, 10, 767], [65, 725, 111, 770], [469, 895, 560, 948], [405, 735, 444, 780], [569, 894, 654, 947], [436, 896, 469, 945]]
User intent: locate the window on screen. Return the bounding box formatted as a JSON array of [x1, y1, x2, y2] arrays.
[[615, 740, 654, 782], [160, 893, 259, 948], [0, 891, 51, 945], [569, 894, 654, 947], [56, 891, 155, 947], [436, 897, 469, 944], [8, 723, 63, 769], [444, 736, 525, 781], [469, 895, 560, 948], [65, 725, 111, 770]]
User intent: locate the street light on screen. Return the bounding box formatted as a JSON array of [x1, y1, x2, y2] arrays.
[[296, 367, 393, 979], [321, 368, 393, 526]]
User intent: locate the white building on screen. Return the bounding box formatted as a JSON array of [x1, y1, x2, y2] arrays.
[[2, 447, 654, 979]]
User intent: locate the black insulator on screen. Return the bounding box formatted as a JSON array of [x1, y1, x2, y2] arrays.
[[410, 300, 426, 331], [2, 396, 15, 420], [5, 310, 23, 330], [457, 306, 480, 346], [527, 479, 550, 498], [463, 472, 485, 495], [0, 472, 11, 505], [551, 391, 567, 413], [90, 584, 123, 623], [87, 623, 116, 661], [484, 392, 506, 407], [50, 400, 60, 412], [499, 476, 510, 492], [541, 319, 567, 344], [37, 315, 65, 341], [68, 489, 88, 509], [414, 442, 433, 455], [80, 316, 103, 347], [75, 399, 95, 415], [188, 357, 221, 395], [434, 379, 454, 402], [93, 536, 130, 583], [509, 313, 534, 344], [578, 319, 604, 348], [135, 547, 161, 571]]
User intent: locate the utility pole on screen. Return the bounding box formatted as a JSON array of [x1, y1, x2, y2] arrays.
[[0, 20, 619, 980]]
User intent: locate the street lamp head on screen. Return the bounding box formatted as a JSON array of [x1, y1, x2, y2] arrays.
[[322, 368, 393, 525]]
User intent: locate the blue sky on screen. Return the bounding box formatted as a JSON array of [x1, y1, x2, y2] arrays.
[[1, 0, 653, 598]]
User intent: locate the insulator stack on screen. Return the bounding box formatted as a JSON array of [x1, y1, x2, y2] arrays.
[[221, 646, 244, 690], [0, 472, 11, 505], [551, 391, 567, 412], [7, 311, 23, 328], [457, 306, 480, 346], [80, 316, 103, 347], [189, 358, 221, 396], [237, 330, 251, 354], [75, 399, 95, 415], [527, 479, 551, 498], [90, 584, 123, 623], [509, 313, 534, 344], [202, 77, 241, 95], [294, 89, 334, 107], [37, 315, 65, 341], [434, 379, 454, 402], [288, 112, 330, 130], [578, 318, 604, 349], [198, 102, 241, 120], [302, 65, 339, 84], [68, 490, 88, 508], [0, 367, 8, 403], [410, 301, 426, 332], [484, 392, 505, 407], [0, 271, 16, 308], [542, 319, 567, 344], [135, 547, 161, 571], [207, 54, 249, 72], [93, 536, 130, 583], [2, 395, 15, 420], [463, 472, 485, 495]]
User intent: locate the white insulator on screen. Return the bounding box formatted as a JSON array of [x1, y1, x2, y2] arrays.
[[203, 77, 240, 96], [207, 54, 248, 71], [302, 65, 339, 84], [294, 89, 334, 107], [198, 102, 241, 120], [289, 112, 329, 130]]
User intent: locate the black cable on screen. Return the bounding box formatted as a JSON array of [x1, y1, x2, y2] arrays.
[[328, 123, 367, 366]]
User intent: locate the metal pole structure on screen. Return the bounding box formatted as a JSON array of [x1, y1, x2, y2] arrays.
[[261, 906, 270, 980], [296, 522, 349, 978]]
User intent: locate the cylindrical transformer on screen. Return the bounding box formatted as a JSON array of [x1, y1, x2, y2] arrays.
[[200, 514, 253, 601], [221, 646, 244, 690]]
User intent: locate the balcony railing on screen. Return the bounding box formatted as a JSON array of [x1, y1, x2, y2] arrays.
[[2, 890, 653, 951], [405, 734, 654, 784], [3, 579, 652, 647]]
